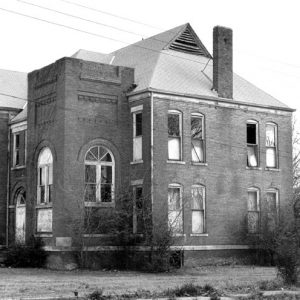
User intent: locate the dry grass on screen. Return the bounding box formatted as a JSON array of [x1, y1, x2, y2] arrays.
[[0, 265, 278, 298]]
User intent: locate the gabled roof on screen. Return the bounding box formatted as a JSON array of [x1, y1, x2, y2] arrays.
[[74, 23, 291, 110], [0, 69, 27, 110]]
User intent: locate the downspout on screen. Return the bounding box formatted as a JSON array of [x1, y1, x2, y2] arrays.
[[150, 92, 154, 232], [6, 117, 11, 247]]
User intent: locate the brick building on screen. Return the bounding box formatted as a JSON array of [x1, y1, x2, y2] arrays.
[[0, 24, 295, 267]]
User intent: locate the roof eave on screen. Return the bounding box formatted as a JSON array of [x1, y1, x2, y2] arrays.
[[127, 88, 295, 112]]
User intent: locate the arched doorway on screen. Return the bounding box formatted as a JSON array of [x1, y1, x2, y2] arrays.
[[15, 188, 26, 244]]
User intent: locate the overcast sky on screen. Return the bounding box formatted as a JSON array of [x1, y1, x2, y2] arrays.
[[1, 0, 299, 124]]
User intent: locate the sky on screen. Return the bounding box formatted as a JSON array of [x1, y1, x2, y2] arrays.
[[1, 0, 300, 125]]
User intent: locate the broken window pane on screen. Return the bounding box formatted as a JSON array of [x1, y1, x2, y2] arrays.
[[191, 117, 202, 139], [101, 166, 112, 184], [191, 140, 204, 162], [101, 184, 111, 202], [266, 125, 275, 147], [247, 145, 258, 167], [168, 187, 181, 210], [85, 165, 96, 183], [168, 114, 180, 137], [135, 113, 142, 137], [247, 123, 256, 144], [86, 147, 98, 161]]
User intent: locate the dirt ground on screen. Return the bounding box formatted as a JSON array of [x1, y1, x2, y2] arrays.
[[0, 265, 278, 298]]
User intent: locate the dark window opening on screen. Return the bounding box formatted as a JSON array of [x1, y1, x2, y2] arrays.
[[247, 123, 256, 144]]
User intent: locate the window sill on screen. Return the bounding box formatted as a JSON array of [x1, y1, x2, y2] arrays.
[[172, 233, 186, 237], [167, 160, 186, 165], [8, 205, 15, 209], [265, 167, 280, 172], [34, 233, 53, 238], [246, 166, 262, 170], [84, 202, 115, 208], [130, 160, 143, 165], [83, 234, 115, 238], [190, 233, 208, 237], [191, 162, 207, 166], [11, 165, 26, 170], [36, 204, 53, 209]]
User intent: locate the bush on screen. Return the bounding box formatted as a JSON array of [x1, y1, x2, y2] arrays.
[[249, 213, 299, 285], [164, 283, 221, 299], [4, 236, 47, 268]]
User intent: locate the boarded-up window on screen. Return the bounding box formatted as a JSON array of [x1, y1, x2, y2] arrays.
[[133, 112, 142, 161], [168, 185, 183, 233], [247, 189, 260, 233], [191, 185, 205, 233], [247, 122, 258, 167], [84, 146, 114, 204], [191, 115, 205, 162], [266, 123, 277, 168], [266, 190, 278, 231], [168, 112, 181, 160]]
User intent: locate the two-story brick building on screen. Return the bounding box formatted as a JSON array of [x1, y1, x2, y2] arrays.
[[0, 24, 295, 267]]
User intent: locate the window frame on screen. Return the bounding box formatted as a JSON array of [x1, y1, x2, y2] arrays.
[[265, 122, 278, 169], [191, 113, 205, 163], [37, 148, 53, 205], [247, 187, 260, 234], [13, 132, 21, 167], [132, 109, 143, 162], [266, 188, 279, 226], [247, 120, 259, 167], [168, 183, 183, 234], [84, 146, 115, 207], [191, 184, 206, 234], [168, 110, 183, 161]]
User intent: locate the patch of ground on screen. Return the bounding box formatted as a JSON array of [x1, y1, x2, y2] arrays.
[[0, 266, 280, 298]]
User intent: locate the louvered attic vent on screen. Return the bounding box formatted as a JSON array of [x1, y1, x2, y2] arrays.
[[169, 27, 210, 57]]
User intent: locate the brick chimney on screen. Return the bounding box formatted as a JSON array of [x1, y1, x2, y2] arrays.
[[213, 26, 233, 99]]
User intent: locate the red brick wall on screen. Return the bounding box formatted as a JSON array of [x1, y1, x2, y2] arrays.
[[27, 57, 135, 244], [152, 97, 293, 246]]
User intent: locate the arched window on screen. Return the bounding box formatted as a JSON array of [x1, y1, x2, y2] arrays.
[[266, 122, 278, 168], [247, 120, 259, 167], [191, 113, 205, 163], [37, 147, 53, 204], [266, 188, 279, 230], [84, 146, 115, 204], [168, 110, 182, 161], [15, 188, 26, 206], [247, 187, 260, 233], [191, 184, 206, 234], [168, 183, 183, 234]]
